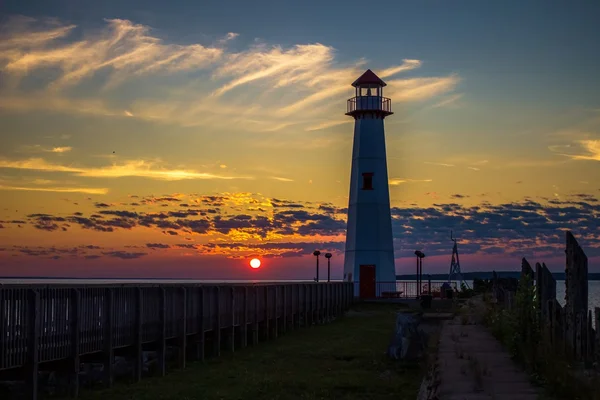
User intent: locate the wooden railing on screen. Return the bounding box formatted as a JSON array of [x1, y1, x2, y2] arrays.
[[0, 282, 353, 399]]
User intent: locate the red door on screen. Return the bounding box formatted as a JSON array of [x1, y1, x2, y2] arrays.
[[359, 265, 376, 299]]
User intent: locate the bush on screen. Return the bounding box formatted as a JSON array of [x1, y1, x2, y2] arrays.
[[483, 273, 600, 399]]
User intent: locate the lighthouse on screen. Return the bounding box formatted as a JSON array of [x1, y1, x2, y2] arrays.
[[343, 69, 396, 297]]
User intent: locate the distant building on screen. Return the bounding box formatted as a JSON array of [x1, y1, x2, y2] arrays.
[[343, 70, 396, 297]]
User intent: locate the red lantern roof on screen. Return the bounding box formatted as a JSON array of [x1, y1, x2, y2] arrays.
[[351, 69, 387, 87]]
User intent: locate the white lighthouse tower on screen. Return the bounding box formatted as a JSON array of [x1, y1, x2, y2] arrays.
[[343, 69, 396, 297]]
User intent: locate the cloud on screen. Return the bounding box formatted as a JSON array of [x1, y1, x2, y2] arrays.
[[424, 162, 455, 167], [1, 18, 223, 90], [212, 43, 335, 97], [430, 93, 464, 109], [0, 16, 460, 131], [386, 75, 461, 102], [18, 145, 73, 154], [550, 140, 600, 162], [270, 176, 294, 182], [0, 157, 253, 181], [51, 146, 72, 153], [379, 60, 423, 79], [389, 178, 433, 186], [0, 184, 108, 195], [8, 192, 600, 260], [102, 250, 147, 259]]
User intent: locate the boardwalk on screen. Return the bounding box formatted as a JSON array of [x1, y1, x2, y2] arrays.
[[0, 282, 352, 399], [432, 299, 539, 400]]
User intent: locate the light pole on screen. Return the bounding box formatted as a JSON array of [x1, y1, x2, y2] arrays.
[[414, 250, 424, 298], [313, 250, 321, 282], [325, 253, 332, 282]]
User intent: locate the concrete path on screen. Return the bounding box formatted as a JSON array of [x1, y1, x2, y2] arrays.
[[428, 299, 540, 400]]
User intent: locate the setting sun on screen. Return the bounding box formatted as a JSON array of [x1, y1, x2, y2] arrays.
[[250, 258, 261, 269]]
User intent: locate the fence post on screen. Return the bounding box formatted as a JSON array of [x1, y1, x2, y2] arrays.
[[26, 289, 40, 400]]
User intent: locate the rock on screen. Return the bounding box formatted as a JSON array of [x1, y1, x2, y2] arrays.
[[114, 356, 132, 377], [388, 313, 429, 361]]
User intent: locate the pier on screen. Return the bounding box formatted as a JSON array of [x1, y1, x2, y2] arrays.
[[0, 282, 353, 399]]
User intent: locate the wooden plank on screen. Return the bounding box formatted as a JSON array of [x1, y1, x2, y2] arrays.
[[273, 286, 278, 339], [253, 286, 259, 345], [26, 289, 40, 400], [282, 285, 287, 334], [103, 288, 114, 388], [242, 287, 248, 348], [264, 286, 270, 339], [134, 287, 143, 382], [0, 289, 4, 371], [565, 231, 589, 356], [179, 287, 187, 369], [70, 289, 81, 398], [157, 287, 166, 376], [197, 287, 205, 362], [229, 286, 235, 352], [595, 307, 600, 361], [214, 286, 221, 357]]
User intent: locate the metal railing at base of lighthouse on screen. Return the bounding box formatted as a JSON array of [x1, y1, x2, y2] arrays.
[[351, 281, 460, 300]]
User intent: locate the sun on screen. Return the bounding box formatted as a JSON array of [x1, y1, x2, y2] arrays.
[[249, 258, 261, 269]]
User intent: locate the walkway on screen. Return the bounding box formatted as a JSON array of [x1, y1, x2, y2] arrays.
[[427, 298, 540, 400]]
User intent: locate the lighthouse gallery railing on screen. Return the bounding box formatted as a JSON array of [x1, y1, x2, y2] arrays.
[[346, 96, 392, 114]]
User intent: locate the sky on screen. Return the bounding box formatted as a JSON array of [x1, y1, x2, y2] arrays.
[[0, 0, 599, 279]]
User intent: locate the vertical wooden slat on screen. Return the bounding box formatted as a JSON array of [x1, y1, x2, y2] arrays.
[[0, 289, 5, 370], [197, 287, 205, 362], [282, 285, 287, 334], [26, 289, 40, 400], [214, 286, 221, 357], [253, 286, 259, 345], [134, 287, 143, 382], [157, 287, 166, 376], [103, 288, 114, 388], [69, 289, 81, 398], [242, 287, 248, 348], [229, 287, 235, 352], [273, 286, 279, 339], [264, 286, 270, 339], [178, 287, 187, 369]]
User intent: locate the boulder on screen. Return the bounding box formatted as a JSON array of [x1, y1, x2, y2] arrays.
[[387, 313, 429, 361]]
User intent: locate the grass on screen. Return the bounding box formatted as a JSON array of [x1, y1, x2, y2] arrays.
[[74, 303, 427, 400]]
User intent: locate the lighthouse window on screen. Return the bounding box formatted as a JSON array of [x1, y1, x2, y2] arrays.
[[362, 173, 374, 190]]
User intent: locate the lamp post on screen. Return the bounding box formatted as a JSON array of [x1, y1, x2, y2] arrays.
[[325, 253, 332, 282], [420, 252, 426, 294], [313, 250, 321, 282], [414, 250, 425, 298]]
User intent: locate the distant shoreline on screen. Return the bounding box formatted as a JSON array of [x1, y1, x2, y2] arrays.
[[2, 270, 597, 281], [397, 271, 599, 281]]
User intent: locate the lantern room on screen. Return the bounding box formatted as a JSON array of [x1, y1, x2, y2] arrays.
[[346, 69, 393, 118]]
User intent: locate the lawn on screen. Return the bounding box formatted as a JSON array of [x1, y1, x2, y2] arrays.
[[75, 303, 427, 400]]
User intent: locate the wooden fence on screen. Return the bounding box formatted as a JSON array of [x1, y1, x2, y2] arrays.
[[491, 231, 596, 366], [0, 282, 353, 399]]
